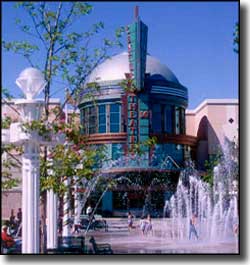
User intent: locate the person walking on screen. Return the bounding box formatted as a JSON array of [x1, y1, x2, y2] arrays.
[[189, 214, 199, 240]]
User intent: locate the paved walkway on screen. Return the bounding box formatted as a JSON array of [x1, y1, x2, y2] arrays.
[[82, 218, 238, 254]]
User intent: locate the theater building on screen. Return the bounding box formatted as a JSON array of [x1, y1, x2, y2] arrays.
[[78, 13, 197, 216], [1, 11, 238, 219]]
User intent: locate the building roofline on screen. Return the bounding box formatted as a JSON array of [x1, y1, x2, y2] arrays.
[[186, 98, 238, 115], [2, 98, 61, 104]]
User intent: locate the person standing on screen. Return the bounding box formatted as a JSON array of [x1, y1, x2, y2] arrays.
[[17, 208, 22, 225], [145, 214, 153, 235], [127, 211, 134, 231], [9, 210, 16, 227], [139, 216, 146, 235], [189, 214, 199, 240], [86, 205, 92, 218]]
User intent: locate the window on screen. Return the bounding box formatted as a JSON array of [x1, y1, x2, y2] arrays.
[[180, 108, 185, 134], [81, 108, 89, 134], [151, 144, 183, 168], [164, 105, 173, 134], [175, 107, 180, 134], [110, 103, 120, 133], [98, 105, 106, 133], [112, 143, 123, 160], [89, 106, 97, 134], [152, 104, 161, 133]]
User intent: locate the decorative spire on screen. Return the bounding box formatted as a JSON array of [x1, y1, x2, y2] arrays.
[[134, 6, 139, 20]]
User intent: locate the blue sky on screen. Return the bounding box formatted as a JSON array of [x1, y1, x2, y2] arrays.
[[2, 1, 238, 109]]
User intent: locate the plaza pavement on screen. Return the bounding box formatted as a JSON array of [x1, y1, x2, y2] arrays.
[[83, 218, 238, 254]]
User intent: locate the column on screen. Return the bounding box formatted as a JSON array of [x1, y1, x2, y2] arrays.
[[62, 177, 71, 238], [46, 189, 58, 249], [74, 178, 81, 225], [22, 143, 40, 253]]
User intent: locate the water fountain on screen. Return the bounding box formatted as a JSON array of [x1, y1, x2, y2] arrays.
[[71, 138, 238, 253], [164, 140, 239, 248]]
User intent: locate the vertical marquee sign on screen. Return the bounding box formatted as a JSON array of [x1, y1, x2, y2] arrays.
[[125, 7, 149, 161], [126, 8, 148, 91], [127, 93, 138, 152]]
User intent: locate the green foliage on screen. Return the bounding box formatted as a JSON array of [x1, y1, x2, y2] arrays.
[[3, 2, 125, 110], [38, 113, 108, 195], [130, 136, 157, 155], [2, 87, 13, 100], [233, 22, 239, 53], [2, 116, 12, 129], [203, 154, 221, 186], [119, 77, 137, 93], [22, 120, 51, 140], [2, 40, 39, 54], [2, 2, 124, 195], [2, 144, 22, 192]]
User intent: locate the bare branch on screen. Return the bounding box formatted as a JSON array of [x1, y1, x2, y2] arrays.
[[24, 5, 48, 49], [40, 2, 52, 39], [53, 51, 107, 122], [60, 2, 75, 32], [24, 54, 35, 67], [2, 98, 21, 116], [4, 151, 22, 167]]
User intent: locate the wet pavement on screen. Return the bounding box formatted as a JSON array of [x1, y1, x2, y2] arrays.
[[82, 218, 239, 254]]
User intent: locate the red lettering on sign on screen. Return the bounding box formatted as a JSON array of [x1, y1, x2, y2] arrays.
[[130, 127, 136, 134], [129, 119, 135, 127], [140, 111, 149, 119], [129, 103, 137, 111], [130, 111, 137, 119], [130, 135, 136, 143]]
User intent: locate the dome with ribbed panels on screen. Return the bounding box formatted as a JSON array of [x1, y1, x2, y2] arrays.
[[86, 51, 180, 85]]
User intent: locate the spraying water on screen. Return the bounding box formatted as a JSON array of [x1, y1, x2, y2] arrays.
[[165, 140, 238, 244]]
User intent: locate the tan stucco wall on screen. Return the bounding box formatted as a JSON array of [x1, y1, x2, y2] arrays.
[[186, 99, 238, 156]]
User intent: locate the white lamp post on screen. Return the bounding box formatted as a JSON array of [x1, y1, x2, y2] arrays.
[[1, 68, 65, 253], [15, 67, 46, 253]]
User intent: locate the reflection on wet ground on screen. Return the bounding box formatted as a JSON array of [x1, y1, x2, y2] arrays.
[[83, 218, 238, 254]]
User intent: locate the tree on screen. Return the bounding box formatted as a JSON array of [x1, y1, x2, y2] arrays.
[[2, 1, 124, 251], [2, 90, 23, 191]]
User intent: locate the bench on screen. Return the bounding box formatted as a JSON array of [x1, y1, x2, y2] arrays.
[[46, 246, 84, 254], [89, 236, 113, 254], [79, 215, 108, 232], [46, 236, 85, 254]]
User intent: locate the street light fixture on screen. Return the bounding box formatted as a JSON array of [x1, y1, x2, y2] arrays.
[[15, 67, 46, 253], [2, 68, 64, 253]]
